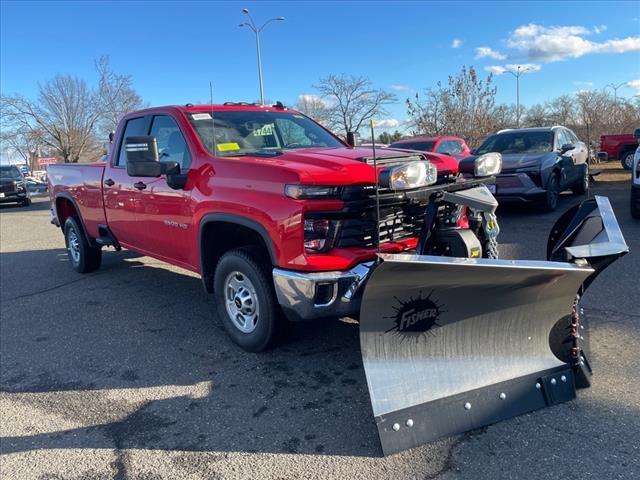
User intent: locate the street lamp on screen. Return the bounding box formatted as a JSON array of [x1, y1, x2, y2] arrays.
[[240, 8, 285, 105], [605, 82, 626, 118], [501, 65, 534, 128]]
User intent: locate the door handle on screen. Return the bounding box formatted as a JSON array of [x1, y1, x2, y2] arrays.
[[104, 178, 115, 187], [133, 181, 147, 190]]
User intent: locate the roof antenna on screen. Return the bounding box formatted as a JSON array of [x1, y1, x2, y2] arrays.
[[370, 119, 381, 254], [209, 81, 217, 154]]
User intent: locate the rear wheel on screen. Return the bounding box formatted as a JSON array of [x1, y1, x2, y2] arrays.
[[214, 247, 282, 352], [538, 172, 560, 212], [64, 217, 102, 273], [20, 198, 31, 207], [572, 164, 589, 195], [621, 151, 634, 170]]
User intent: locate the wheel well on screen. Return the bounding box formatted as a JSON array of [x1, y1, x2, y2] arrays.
[[200, 221, 274, 293], [55, 197, 77, 227], [619, 146, 634, 158]]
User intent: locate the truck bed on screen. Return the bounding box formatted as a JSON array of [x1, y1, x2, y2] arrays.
[[48, 162, 107, 239]]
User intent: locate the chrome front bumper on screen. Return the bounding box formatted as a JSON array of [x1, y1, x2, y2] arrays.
[[272, 261, 375, 321]]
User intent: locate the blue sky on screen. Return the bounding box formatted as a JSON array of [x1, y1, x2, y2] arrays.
[[1, 0, 639, 132]]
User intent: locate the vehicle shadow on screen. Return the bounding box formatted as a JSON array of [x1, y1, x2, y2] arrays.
[[0, 196, 50, 212], [0, 247, 380, 457]]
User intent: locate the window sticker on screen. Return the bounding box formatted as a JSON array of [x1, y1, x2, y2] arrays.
[[217, 142, 240, 152], [253, 124, 274, 136], [191, 113, 212, 120]]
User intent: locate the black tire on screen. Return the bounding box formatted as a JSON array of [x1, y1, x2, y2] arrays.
[[621, 150, 634, 170], [538, 172, 560, 212], [214, 247, 282, 352], [632, 190, 640, 219], [64, 217, 102, 273], [572, 164, 589, 195], [20, 198, 32, 207]]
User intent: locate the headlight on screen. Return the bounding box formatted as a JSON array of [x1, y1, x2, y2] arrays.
[[380, 161, 438, 190], [475, 152, 502, 177], [285, 185, 340, 199]]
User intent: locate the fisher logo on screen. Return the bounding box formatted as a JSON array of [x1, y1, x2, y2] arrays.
[[385, 291, 444, 338]]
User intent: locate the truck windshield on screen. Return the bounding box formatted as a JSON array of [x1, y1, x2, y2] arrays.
[[0, 166, 22, 177], [476, 131, 553, 155], [187, 110, 343, 157]]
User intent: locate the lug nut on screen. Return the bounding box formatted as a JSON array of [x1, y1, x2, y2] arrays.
[[551, 378, 557, 385], [535, 383, 541, 389], [392, 423, 400, 431], [464, 402, 472, 410], [406, 419, 414, 427], [499, 392, 506, 400], [561, 375, 567, 382]]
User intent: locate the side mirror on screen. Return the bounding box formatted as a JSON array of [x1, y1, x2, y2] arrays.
[[597, 151, 608, 162], [560, 143, 575, 153], [125, 136, 179, 177], [346, 131, 360, 147]]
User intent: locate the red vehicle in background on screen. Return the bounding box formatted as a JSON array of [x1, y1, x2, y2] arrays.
[[599, 133, 637, 170], [388, 136, 472, 160]]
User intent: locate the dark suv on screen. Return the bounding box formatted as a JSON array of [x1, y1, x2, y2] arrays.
[[0, 165, 31, 207], [471, 126, 589, 211]]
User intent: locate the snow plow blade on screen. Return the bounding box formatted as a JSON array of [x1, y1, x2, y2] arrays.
[[360, 196, 627, 455]]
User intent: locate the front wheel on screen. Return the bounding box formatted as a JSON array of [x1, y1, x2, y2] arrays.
[[572, 164, 589, 195], [538, 172, 560, 212], [214, 247, 282, 352], [622, 151, 634, 170], [64, 217, 102, 273]]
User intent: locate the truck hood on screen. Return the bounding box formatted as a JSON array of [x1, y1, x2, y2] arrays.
[[251, 146, 459, 185]]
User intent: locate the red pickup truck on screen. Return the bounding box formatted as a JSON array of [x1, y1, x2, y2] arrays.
[[48, 103, 500, 351], [599, 133, 637, 170]]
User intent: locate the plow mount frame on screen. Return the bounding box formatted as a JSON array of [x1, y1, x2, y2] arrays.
[[359, 196, 628, 456]]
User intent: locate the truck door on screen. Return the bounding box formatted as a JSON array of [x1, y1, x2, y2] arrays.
[[103, 115, 151, 248], [134, 114, 193, 266]]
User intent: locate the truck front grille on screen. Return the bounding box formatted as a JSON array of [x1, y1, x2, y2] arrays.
[[325, 187, 427, 248]]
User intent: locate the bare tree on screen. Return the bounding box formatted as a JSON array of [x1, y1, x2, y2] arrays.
[[95, 55, 144, 136], [490, 104, 519, 131], [314, 74, 397, 137], [1, 56, 144, 163], [522, 103, 549, 127], [2, 75, 100, 163], [296, 95, 329, 125], [406, 66, 497, 147]]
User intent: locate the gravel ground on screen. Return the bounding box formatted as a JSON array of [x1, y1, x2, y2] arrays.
[[1, 181, 638, 480]]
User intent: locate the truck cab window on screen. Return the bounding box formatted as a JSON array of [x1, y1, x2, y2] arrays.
[[117, 117, 148, 167], [150, 115, 192, 170]]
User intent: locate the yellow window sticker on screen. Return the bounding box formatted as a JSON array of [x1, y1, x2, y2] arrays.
[[217, 142, 240, 152]]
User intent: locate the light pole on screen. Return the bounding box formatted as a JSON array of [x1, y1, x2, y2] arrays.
[[503, 65, 534, 128], [240, 9, 285, 105], [605, 82, 626, 118]]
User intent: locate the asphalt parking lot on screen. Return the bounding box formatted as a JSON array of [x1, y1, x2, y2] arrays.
[[1, 181, 639, 480]]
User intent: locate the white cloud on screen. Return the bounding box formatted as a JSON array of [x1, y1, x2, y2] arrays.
[[507, 23, 640, 62], [593, 25, 607, 34], [573, 81, 593, 86], [484, 63, 541, 75], [628, 79, 640, 91], [298, 94, 326, 106], [390, 84, 412, 92], [451, 39, 462, 48], [374, 119, 400, 129], [475, 47, 508, 60]]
